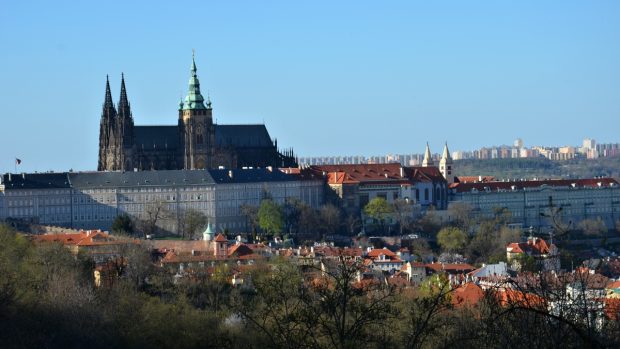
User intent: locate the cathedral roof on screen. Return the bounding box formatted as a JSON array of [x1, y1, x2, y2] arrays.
[[215, 124, 274, 148], [134, 126, 179, 150]]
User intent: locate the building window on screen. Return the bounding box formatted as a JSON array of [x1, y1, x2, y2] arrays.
[[424, 189, 429, 201]]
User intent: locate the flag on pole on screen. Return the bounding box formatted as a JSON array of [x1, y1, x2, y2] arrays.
[[15, 158, 22, 165]]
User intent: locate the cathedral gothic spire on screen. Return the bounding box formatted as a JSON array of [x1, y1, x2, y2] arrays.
[[102, 75, 117, 119], [117, 73, 131, 119]]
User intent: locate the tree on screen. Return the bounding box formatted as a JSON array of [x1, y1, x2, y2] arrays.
[[258, 199, 284, 238], [178, 209, 207, 240], [135, 200, 170, 238], [345, 214, 361, 236], [578, 218, 607, 237], [240, 204, 259, 235], [492, 206, 512, 225], [392, 198, 415, 235], [111, 214, 134, 235], [319, 203, 341, 236], [437, 227, 468, 254], [447, 202, 473, 230], [298, 204, 320, 238], [364, 197, 393, 233], [415, 208, 441, 236], [467, 221, 497, 264], [235, 257, 397, 349]]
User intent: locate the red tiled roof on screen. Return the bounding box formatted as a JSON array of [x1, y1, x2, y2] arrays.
[[228, 243, 254, 257], [605, 298, 620, 321], [506, 237, 551, 256], [403, 166, 446, 183], [309, 163, 447, 185], [33, 232, 89, 245], [451, 177, 619, 193], [367, 248, 397, 258], [452, 282, 484, 307], [426, 263, 475, 273], [496, 288, 546, 309], [456, 176, 495, 183], [32, 230, 133, 247], [309, 164, 407, 185], [151, 240, 211, 254], [607, 280, 620, 289], [214, 234, 228, 243]]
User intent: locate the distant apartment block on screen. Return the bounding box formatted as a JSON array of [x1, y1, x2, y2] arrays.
[[300, 138, 620, 166]]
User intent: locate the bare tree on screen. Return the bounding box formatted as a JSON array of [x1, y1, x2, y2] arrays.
[[240, 204, 259, 235], [392, 198, 415, 235], [578, 218, 607, 237], [135, 200, 171, 239], [345, 214, 361, 236], [319, 203, 341, 236], [447, 202, 473, 230], [178, 209, 207, 239]]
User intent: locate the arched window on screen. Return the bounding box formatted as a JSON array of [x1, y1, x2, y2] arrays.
[[196, 133, 204, 144], [424, 188, 429, 201]]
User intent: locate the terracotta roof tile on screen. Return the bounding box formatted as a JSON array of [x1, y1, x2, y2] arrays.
[[214, 234, 228, 243]]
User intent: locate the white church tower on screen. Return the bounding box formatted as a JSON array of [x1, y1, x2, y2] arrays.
[[422, 142, 434, 167], [439, 142, 454, 184]]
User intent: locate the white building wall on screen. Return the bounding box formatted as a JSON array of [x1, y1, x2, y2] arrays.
[[2, 176, 324, 235], [451, 185, 620, 229]]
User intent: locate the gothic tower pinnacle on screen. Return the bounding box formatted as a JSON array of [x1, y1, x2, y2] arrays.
[[98, 75, 118, 171], [422, 142, 434, 167], [118, 73, 131, 117], [102, 75, 116, 119], [439, 142, 454, 184]]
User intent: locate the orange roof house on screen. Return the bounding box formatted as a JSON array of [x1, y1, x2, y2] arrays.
[[452, 282, 485, 307]]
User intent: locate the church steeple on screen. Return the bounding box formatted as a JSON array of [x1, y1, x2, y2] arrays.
[[117, 73, 131, 118], [179, 52, 213, 170], [182, 52, 207, 110], [102, 75, 116, 119], [439, 142, 455, 184], [422, 142, 433, 167], [441, 142, 452, 162]]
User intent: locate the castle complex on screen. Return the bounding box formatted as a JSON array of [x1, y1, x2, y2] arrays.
[[98, 55, 297, 171]]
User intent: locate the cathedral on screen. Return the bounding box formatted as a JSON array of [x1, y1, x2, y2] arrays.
[[98, 55, 297, 171]]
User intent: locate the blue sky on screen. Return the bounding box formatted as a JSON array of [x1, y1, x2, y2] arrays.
[[1, 0, 619, 172]]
